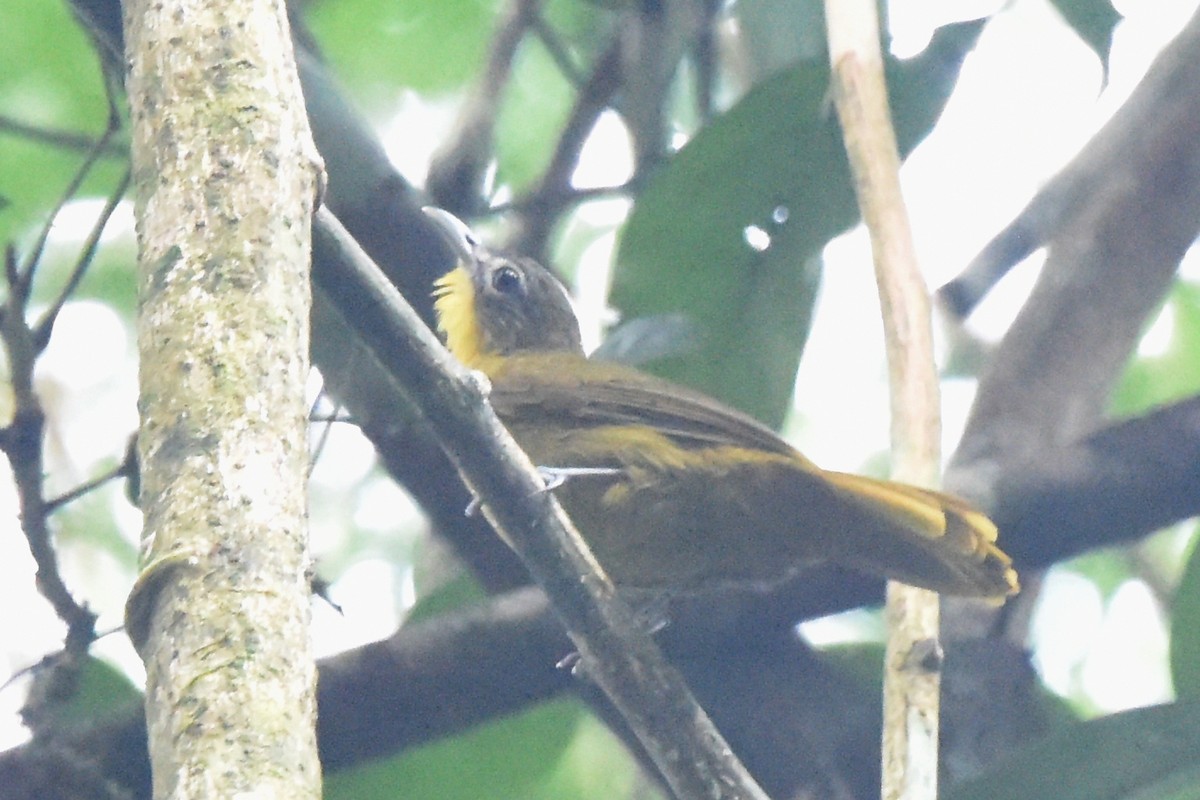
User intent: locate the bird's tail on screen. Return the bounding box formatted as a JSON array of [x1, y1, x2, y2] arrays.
[[822, 471, 1019, 600]]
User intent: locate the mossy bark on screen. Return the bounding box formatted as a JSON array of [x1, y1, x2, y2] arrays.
[[122, 0, 323, 797]]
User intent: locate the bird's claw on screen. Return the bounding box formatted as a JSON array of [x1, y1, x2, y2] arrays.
[[537, 466, 623, 492]]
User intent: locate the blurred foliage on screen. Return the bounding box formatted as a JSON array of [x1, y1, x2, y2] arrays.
[[614, 19, 982, 427], [23, 209, 138, 314], [324, 698, 648, 800], [0, 0, 123, 245], [25, 655, 143, 733], [493, 39, 575, 193], [1171, 530, 1200, 700], [947, 700, 1200, 800], [307, 0, 499, 99], [1111, 282, 1200, 417]]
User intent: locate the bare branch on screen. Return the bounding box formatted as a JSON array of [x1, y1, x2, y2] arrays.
[[18, 116, 122, 288], [0, 114, 126, 157], [508, 30, 626, 259], [948, 6, 1200, 475], [426, 0, 542, 213], [938, 8, 1200, 320], [34, 167, 131, 350], [44, 443, 136, 514], [0, 161, 114, 650], [986, 394, 1200, 568], [826, 2, 943, 797], [529, 10, 588, 87]]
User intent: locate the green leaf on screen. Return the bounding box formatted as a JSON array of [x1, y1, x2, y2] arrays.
[[307, 0, 499, 99], [816, 641, 885, 696], [946, 701, 1200, 800], [1050, 0, 1121, 77], [1172, 530, 1200, 700], [612, 20, 983, 427], [59, 486, 139, 566], [325, 699, 642, 800]]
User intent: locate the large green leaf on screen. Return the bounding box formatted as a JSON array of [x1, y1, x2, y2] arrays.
[[612, 20, 984, 427], [947, 701, 1200, 800], [1172, 530, 1200, 700]]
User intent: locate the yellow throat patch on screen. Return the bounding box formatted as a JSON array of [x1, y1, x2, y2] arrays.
[[434, 266, 498, 372]]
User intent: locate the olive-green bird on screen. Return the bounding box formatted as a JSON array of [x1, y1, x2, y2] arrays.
[[424, 208, 1018, 600]]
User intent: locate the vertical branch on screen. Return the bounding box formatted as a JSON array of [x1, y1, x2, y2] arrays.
[[122, 0, 324, 796], [824, 2, 942, 799]]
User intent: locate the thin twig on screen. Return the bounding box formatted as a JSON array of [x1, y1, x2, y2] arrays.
[[307, 385, 341, 479], [485, 177, 639, 216], [309, 411, 356, 424], [529, 10, 587, 87], [44, 457, 133, 514], [0, 114, 127, 157], [532, 31, 623, 194], [692, 0, 724, 124], [825, 2, 942, 799], [426, 0, 541, 212], [1, 264, 96, 648], [18, 114, 123, 284], [0, 624, 125, 698], [510, 31, 625, 258], [35, 166, 132, 349], [0, 107, 127, 655]]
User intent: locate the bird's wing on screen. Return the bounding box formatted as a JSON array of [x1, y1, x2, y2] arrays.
[[485, 354, 1017, 599], [817, 469, 1018, 598], [487, 352, 804, 460]]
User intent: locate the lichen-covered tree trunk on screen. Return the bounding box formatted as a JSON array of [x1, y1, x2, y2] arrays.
[[121, 0, 323, 796]]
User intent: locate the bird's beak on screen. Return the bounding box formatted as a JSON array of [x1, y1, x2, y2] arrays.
[[422, 206, 480, 264]]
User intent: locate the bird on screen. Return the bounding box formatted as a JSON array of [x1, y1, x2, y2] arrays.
[[423, 207, 1018, 601]]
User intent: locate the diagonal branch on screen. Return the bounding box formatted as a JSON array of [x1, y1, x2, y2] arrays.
[[938, 7, 1200, 321], [947, 6, 1200, 480], [0, 155, 122, 651], [0, 114, 126, 157], [426, 0, 543, 214], [17, 115, 122, 286], [34, 167, 131, 349], [985, 394, 1200, 567], [508, 28, 626, 260]]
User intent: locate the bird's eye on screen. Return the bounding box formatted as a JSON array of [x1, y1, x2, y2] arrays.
[[491, 264, 524, 295]]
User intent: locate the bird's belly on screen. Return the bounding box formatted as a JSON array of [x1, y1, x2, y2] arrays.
[[551, 469, 802, 594]]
